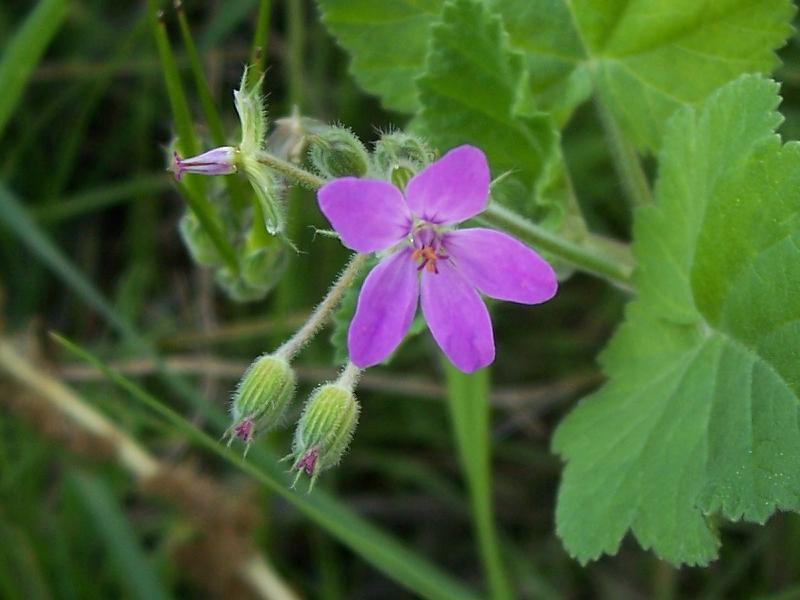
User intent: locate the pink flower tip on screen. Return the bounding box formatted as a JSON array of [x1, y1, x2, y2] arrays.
[[170, 146, 238, 181], [232, 417, 254, 444], [295, 448, 319, 476]]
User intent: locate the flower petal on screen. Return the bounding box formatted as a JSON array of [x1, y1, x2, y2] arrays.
[[444, 228, 558, 304], [348, 249, 419, 368], [404, 145, 490, 224], [318, 178, 411, 253], [420, 261, 494, 373]]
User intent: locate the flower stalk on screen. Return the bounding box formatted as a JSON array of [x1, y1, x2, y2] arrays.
[[274, 253, 369, 361]]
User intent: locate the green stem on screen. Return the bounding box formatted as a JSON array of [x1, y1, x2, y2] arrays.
[[256, 150, 325, 188], [250, 0, 272, 76], [287, 0, 305, 109], [595, 94, 653, 208], [478, 203, 633, 289], [275, 253, 368, 361], [175, 3, 225, 145], [336, 361, 362, 390], [146, 0, 240, 275]]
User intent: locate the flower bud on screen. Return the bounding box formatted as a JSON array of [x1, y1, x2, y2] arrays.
[[308, 126, 370, 178], [170, 147, 238, 180], [290, 383, 360, 489], [228, 354, 296, 448], [373, 131, 435, 176]]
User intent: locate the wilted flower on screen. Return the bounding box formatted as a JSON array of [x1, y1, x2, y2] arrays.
[[317, 145, 558, 373], [170, 147, 237, 180]]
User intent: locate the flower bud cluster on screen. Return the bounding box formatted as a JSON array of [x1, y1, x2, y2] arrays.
[[227, 351, 361, 490]]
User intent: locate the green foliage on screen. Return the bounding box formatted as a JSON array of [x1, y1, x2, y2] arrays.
[[494, 0, 795, 148], [553, 76, 800, 565], [320, 0, 794, 150], [317, 0, 445, 113], [70, 475, 171, 600], [0, 0, 68, 138]]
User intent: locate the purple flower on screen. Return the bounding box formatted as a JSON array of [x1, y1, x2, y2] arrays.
[[317, 145, 558, 373], [170, 146, 237, 180]]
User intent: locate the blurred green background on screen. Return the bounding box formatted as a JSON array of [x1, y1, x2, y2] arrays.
[[2, 1, 800, 598]]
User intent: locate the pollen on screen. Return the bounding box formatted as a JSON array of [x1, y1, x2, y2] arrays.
[[412, 246, 443, 274]]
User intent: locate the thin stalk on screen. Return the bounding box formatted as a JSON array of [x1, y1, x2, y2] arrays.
[[256, 150, 325, 187], [0, 183, 478, 600], [175, 2, 225, 144], [443, 364, 513, 600], [146, 0, 240, 275], [275, 254, 368, 360], [286, 0, 305, 109], [250, 0, 272, 75], [594, 94, 653, 208], [336, 361, 362, 390]]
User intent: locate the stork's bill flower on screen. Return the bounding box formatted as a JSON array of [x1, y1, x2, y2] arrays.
[[317, 145, 558, 373]]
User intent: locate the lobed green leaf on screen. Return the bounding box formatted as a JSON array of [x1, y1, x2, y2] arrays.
[[553, 75, 800, 565]]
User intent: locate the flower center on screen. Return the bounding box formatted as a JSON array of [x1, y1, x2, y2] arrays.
[[411, 246, 438, 273], [410, 226, 449, 274]]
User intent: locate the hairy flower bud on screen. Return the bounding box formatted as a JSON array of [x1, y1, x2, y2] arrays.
[[308, 126, 370, 178], [289, 383, 360, 489], [228, 354, 296, 449], [373, 131, 435, 176]]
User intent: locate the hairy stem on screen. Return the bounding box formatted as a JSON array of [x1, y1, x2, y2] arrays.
[[256, 150, 325, 188], [275, 253, 368, 360], [336, 361, 362, 390]]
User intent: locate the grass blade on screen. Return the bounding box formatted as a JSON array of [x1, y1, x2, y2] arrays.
[[250, 0, 272, 75], [443, 362, 513, 600], [33, 175, 170, 222], [0, 0, 68, 138], [55, 333, 479, 600], [70, 474, 172, 600]]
